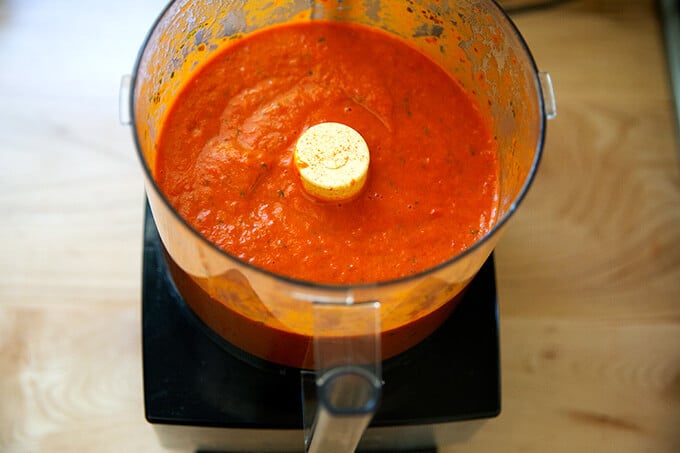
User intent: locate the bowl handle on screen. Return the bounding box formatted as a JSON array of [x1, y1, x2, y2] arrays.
[[303, 300, 382, 453]]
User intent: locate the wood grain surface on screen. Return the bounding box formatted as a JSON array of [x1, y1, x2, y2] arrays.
[[1, 0, 679, 452]]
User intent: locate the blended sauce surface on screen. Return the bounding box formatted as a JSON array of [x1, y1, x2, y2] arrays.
[[156, 21, 498, 284]]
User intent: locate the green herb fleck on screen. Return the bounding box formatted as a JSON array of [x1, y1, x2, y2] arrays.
[[403, 97, 412, 117]]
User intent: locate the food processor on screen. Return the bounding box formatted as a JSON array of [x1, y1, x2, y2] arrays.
[[122, 0, 556, 451]]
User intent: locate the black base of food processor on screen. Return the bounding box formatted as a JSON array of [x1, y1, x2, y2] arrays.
[[142, 203, 500, 452]]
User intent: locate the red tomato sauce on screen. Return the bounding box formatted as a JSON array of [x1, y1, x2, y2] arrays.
[[156, 21, 498, 285]]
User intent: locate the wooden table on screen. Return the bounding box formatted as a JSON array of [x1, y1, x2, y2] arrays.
[[1, 0, 678, 451]]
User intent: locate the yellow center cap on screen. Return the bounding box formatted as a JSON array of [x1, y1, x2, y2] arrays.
[[294, 122, 370, 202]]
